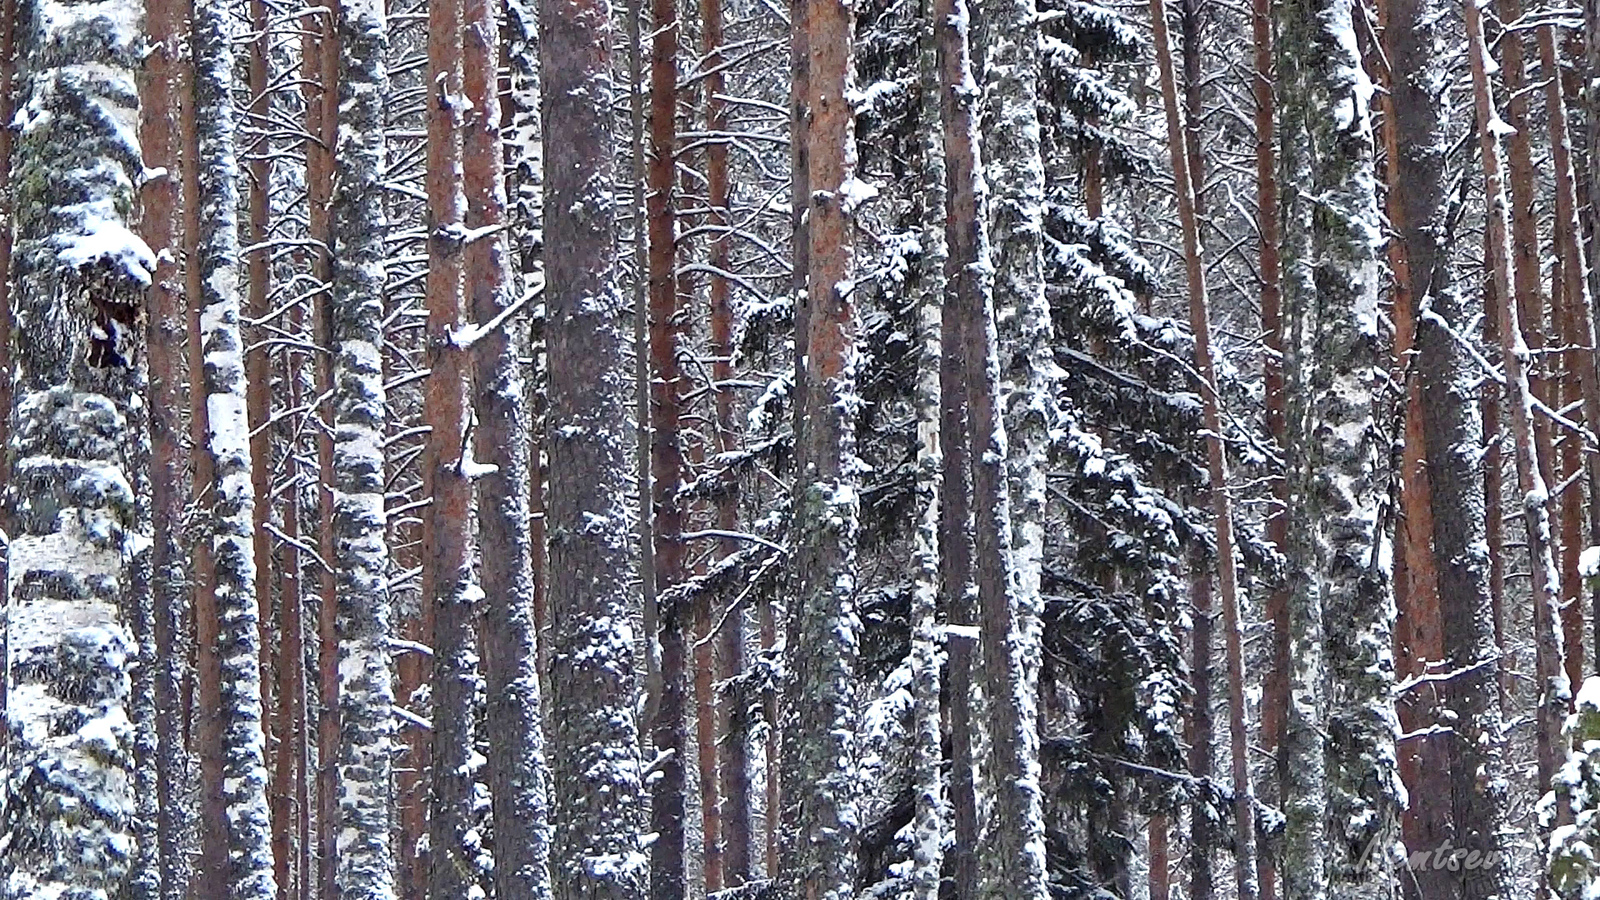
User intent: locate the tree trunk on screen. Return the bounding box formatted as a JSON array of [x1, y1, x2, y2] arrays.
[[1279, 0, 1402, 890], [1465, 0, 1572, 799], [779, 0, 865, 895], [2, 2, 154, 899], [423, 1, 485, 897], [934, 3, 979, 893], [328, 2, 398, 899], [542, 0, 649, 890], [646, 0, 687, 893], [466, 2, 554, 899], [977, 0, 1050, 893], [138, 0, 191, 894], [190, 0, 279, 895], [1540, 20, 1600, 687], [1151, 2, 1259, 891], [1377, 0, 1452, 891]]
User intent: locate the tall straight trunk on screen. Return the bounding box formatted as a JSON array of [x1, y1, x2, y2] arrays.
[[1481, 245, 1509, 709], [245, 0, 276, 759], [934, 2, 979, 893], [281, 306, 311, 900], [701, 0, 749, 875], [1407, 35, 1516, 897], [1465, 0, 1571, 801], [423, 0, 483, 897], [138, 0, 191, 895], [328, 3, 397, 899], [778, 0, 863, 894], [976, 0, 1050, 893], [2, 2, 154, 899], [1496, 0, 1559, 496], [1253, 0, 1288, 884], [466, 2, 553, 899], [1377, 0, 1451, 891], [541, 0, 649, 891], [1150, 2, 1258, 892], [1279, 0, 1401, 890], [906, 13, 949, 900], [191, 1, 279, 897], [1187, 557, 1216, 900], [1540, 20, 1600, 684], [304, 0, 342, 890], [646, 0, 687, 894]]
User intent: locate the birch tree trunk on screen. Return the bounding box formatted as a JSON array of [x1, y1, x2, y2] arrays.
[[328, 3, 397, 899], [191, 0, 278, 896], [1279, 0, 1402, 891], [541, 0, 649, 891], [977, 0, 1050, 892], [3, 1, 154, 897]]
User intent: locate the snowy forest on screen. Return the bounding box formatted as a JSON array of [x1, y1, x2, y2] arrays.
[[21, 0, 1600, 894]]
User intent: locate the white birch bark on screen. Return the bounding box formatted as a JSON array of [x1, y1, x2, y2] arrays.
[[327, 3, 397, 899], [2, 1, 153, 897], [192, 1, 277, 897]]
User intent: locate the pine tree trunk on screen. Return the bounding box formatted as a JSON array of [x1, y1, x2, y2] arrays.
[[328, 2, 398, 898], [934, 4, 980, 892], [138, 0, 191, 895], [542, 0, 649, 891], [646, 0, 687, 893], [1466, 0, 1572, 801], [778, 0, 864, 894], [1151, 2, 1259, 891], [423, 0, 484, 896], [2, 2, 154, 899], [1540, 20, 1600, 685], [976, 0, 1050, 893], [1377, 0, 1452, 891], [466, 3, 553, 899]]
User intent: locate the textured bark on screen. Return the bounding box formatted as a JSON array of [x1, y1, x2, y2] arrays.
[[1376, 0, 1451, 892], [137, 0, 190, 894], [976, 0, 1050, 894], [328, 4, 397, 900], [1279, 0, 1402, 891], [190, 1, 279, 896], [646, 0, 687, 893], [907, 13, 948, 900], [934, 1, 979, 891], [701, 0, 750, 874], [542, 0, 649, 891], [423, 1, 484, 897], [1466, 0, 1571, 801], [777, 0, 863, 896], [1540, 21, 1600, 687], [301, 0, 341, 893], [3, 1, 154, 897], [1151, 2, 1258, 892], [466, 2, 553, 899], [1187, 558, 1217, 900]]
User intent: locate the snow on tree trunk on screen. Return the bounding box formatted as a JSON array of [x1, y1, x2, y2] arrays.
[[777, 0, 865, 895], [2, 0, 154, 897], [465, 1, 552, 898], [327, 2, 397, 899], [904, 12, 948, 899], [191, 0, 279, 896], [1389, 0, 1516, 892], [976, 0, 1050, 895], [1279, 0, 1402, 892], [1465, 0, 1571, 830], [540, 0, 649, 893]]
